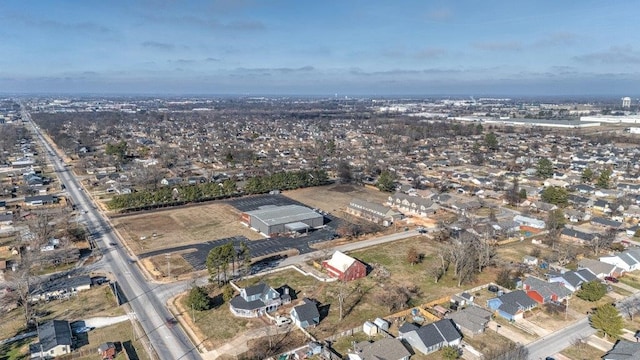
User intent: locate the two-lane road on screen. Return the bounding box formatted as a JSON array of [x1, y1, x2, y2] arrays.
[[24, 106, 201, 360], [525, 314, 595, 359]]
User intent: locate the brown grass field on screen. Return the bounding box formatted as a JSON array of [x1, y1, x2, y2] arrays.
[[110, 203, 264, 254], [284, 184, 389, 214]]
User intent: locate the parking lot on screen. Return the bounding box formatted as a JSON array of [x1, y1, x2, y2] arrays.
[[137, 194, 345, 271]]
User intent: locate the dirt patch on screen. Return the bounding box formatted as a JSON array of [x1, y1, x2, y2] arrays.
[[284, 184, 389, 214], [110, 203, 264, 254]]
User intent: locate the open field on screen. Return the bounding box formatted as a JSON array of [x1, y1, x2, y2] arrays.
[[0, 286, 126, 359], [111, 203, 264, 254], [284, 184, 389, 214]]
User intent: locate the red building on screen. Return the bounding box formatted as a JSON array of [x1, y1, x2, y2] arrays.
[[322, 251, 366, 281]]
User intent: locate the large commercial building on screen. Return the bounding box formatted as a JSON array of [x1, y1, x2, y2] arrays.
[[241, 204, 324, 236]]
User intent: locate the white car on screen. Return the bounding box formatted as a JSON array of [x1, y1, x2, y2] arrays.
[[274, 316, 291, 326]]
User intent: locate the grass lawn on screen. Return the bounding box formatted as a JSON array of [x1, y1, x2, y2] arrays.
[[0, 337, 32, 360], [619, 272, 640, 290], [69, 321, 151, 360], [177, 289, 258, 350], [463, 330, 514, 357], [561, 342, 606, 360], [569, 295, 616, 316]]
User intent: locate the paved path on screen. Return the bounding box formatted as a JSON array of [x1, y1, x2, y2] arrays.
[[279, 229, 423, 267], [202, 324, 295, 360]]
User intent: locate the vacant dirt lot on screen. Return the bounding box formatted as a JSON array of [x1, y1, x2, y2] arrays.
[[111, 203, 264, 254], [284, 184, 389, 214]]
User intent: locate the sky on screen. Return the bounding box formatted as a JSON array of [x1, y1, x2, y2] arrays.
[[0, 0, 639, 96]]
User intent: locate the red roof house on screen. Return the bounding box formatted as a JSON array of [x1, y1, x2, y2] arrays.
[[322, 251, 366, 281]]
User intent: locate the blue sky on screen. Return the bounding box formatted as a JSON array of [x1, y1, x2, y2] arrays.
[[0, 0, 638, 95]]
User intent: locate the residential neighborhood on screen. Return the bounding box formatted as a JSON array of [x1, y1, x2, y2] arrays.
[[3, 96, 640, 360]]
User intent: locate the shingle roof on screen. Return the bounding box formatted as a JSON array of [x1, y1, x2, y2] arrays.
[[38, 320, 72, 352], [578, 258, 615, 276], [292, 299, 319, 323], [498, 290, 537, 310], [354, 338, 412, 360], [603, 339, 640, 359]]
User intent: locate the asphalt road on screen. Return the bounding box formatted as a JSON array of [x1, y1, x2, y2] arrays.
[[25, 106, 201, 360], [526, 316, 595, 359]]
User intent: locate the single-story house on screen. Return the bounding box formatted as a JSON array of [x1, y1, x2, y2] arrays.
[[29, 320, 73, 358], [24, 195, 58, 206], [578, 258, 624, 278], [398, 319, 462, 355], [30, 275, 92, 302], [548, 269, 598, 292], [348, 338, 412, 360], [513, 215, 545, 231], [523, 276, 572, 304], [229, 282, 285, 318], [290, 298, 320, 329], [447, 306, 492, 337], [322, 251, 367, 281], [600, 249, 640, 272], [602, 339, 640, 360], [487, 290, 537, 321]]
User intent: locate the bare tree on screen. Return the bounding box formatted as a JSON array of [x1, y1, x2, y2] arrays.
[[426, 264, 445, 283], [588, 228, 617, 255]]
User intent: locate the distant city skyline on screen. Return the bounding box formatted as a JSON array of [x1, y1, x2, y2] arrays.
[[1, 0, 639, 95]]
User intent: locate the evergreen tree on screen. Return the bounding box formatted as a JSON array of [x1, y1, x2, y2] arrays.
[[186, 286, 212, 311], [590, 304, 623, 339], [582, 168, 594, 183], [536, 158, 554, 179], [597, 168, 612, 189], [576, 281, 607, 301], [376, 170, 396, 192]]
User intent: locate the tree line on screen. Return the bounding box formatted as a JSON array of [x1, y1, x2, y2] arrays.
[[107, 169, 329, 211]]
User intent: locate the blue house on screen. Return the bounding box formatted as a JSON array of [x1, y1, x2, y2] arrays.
[[487, 290, 537, 321], [290, 298, 320, 329]]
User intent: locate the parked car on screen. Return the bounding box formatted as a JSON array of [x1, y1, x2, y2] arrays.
[[605, 276, 619, 283], [274, 316, 292, 327]]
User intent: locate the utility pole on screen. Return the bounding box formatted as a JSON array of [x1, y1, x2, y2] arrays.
[[166, 254, 171, 279]]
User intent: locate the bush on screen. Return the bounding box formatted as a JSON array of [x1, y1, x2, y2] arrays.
[[576, 280, 607, 302], [442, 346, 460, 360]]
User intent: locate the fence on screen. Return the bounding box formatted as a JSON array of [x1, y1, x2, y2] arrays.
[[323, 325, 362, 342]]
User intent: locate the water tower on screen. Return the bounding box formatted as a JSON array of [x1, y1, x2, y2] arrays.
[[622, 96, 631, 108]]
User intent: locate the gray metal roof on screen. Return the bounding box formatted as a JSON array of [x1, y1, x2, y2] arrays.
[[246, 205, 321, 226]]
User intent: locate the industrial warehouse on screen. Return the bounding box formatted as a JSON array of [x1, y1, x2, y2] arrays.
[[240, 204, 324, 236]]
